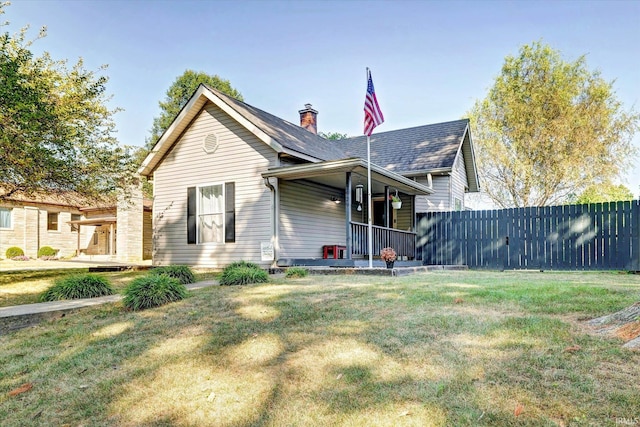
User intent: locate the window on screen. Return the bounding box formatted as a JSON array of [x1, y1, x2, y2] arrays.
[[70, 214, 81, 232], [0, 207, 11, 229], [187, 182, 235, 244], [198, 184, 224, 243], [454, 197, 463, 211], [93, 231, 98, 245], [47, 212, 59, 231]]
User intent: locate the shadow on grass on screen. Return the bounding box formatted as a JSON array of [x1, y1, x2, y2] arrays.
[[1, 273, 639, 426]]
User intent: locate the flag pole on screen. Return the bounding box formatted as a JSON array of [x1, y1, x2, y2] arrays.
[[366, 67, 373, 268], [367, 133, 373, 268], [364, 66, 383, 269]]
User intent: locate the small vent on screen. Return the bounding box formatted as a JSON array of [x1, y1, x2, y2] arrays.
[[203, 133, 219, 154]]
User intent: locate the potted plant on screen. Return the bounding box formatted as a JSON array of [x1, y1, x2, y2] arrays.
[[389, 193, 402, 209], [380, 247, 397, 269]]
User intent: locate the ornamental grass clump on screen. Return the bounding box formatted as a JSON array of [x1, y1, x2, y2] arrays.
[[285, 267, 308, 278], [220, 260, 268, 286], [149, 265, 195, 284], [123, 274, 187, 311], [40, 274, 114, 301]]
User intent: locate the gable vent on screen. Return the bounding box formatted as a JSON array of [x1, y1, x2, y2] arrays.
[[203, 133, 219, 154]]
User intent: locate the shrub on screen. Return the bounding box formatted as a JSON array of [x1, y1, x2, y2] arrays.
[[41, 274, 114, 301], [123, 274, 187, 311], [149, 265, 195, 284], [220, 260, 268, 286], [38, 246, 58, 258], [285, 267, 308, 278], [6, 247, 24, 258]]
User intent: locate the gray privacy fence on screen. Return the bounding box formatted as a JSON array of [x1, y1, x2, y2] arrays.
[[417, 200, 640, 271]]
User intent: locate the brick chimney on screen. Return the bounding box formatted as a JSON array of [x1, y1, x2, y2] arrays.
[[298, 103, 318, 134]]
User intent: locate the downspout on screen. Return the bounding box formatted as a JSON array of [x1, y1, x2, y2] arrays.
[[264, 177, 279, 266], [345, 172, 352, 260]]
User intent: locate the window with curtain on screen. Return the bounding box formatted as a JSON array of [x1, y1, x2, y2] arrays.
[[0, 208, 11, 228], [198, 184, 224, 243]]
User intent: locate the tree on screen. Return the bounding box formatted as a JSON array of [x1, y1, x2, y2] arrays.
[[574, 181, 634, 204], [0, 4, 136, 201], [147, 70, 243, 148], [468, 41, 639, 208], [319, 131, 348, 140]]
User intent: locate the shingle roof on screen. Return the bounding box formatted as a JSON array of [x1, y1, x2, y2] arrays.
[[205, 85, 348, 161], [339, 119, 470, 174]]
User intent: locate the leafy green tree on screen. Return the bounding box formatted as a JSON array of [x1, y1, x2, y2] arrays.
[[319, 131, 348, 140], [468, 41, 638, 208], [147, 70, 243, 149], [574, 181, 634, 204], [0, 4, 136, 201]]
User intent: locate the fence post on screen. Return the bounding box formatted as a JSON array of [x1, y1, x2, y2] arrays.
[[633, 199, 640, 271]]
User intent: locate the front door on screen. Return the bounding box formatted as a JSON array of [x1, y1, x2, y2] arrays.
[[373, 200, 394, 228]]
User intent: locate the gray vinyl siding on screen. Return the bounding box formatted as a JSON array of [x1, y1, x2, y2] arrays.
[[416, 175, 451, 212], [279, 181, 345, 259], [152, 102, 277, 268], [395, 197, 413, 231], [450, 152, 469, 210]]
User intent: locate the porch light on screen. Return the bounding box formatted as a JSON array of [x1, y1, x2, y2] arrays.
[[355, 184, 364, 211], [331, 196, 341, 204], [355, 185, 363, 203]]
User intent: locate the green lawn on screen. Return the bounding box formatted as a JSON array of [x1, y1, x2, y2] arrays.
[[1, 270, 639, 426]]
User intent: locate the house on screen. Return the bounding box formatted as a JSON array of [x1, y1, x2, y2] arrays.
[[0, 187, 152, 262], [139, 84, 479, 268]]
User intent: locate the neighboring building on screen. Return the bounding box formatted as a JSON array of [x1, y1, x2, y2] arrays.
[[139, 84, 479, 269], [0, 188, 152, 262]]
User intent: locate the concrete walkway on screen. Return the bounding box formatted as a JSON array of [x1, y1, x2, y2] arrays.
[[0, 280, 218, 335]]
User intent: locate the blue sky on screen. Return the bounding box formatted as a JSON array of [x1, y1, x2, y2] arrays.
[[5, 0, 640, 198]]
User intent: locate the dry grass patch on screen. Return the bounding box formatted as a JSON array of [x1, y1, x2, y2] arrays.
[[0, 271, 639, 426]]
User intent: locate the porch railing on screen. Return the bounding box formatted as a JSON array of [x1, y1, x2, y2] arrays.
[[351, 221, 416, 259]]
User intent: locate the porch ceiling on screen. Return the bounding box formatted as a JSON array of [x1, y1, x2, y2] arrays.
[[263, 158, 434, 195]]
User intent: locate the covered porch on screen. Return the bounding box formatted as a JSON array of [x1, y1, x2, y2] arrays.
[[263, 158, 433, 267]]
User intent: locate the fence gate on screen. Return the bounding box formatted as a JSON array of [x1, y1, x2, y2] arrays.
[[417, 200, 640, 271]]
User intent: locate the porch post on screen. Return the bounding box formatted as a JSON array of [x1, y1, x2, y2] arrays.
[[384, 186, 390, 228], [109, 223, 115, 256], [345, 172, 352, 260]]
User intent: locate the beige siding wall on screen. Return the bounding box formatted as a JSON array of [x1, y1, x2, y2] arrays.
[[152, 102, 277, 268], [0, 204, 87, 258], [416, 175, 451, 212], [279, 181, 346, 259]]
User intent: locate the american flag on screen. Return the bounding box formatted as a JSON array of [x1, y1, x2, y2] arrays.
[[364, 69, 384, 136]]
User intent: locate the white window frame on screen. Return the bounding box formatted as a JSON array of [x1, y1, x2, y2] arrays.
[[0, 207, 12, 229], [197, 183, 225, 244]]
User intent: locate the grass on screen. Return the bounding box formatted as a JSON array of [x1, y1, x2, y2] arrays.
[[0, 270, 639, 426]]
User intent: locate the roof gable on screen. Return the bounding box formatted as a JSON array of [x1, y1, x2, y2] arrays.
[[139, 85, 347, 176]]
